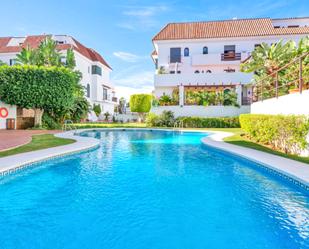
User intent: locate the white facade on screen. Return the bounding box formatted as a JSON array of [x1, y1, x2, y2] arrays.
[[0, 101, 16, 129], [251, 90, 309, 116], [152, 17, 309, 117], [0, 35, 117, 115]]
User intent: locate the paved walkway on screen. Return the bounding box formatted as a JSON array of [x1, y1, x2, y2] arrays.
[[0, 130, 60, 151]]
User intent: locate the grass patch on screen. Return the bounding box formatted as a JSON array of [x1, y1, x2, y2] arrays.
[[0, 134, 75, 158], [215, 128, 309, 164]]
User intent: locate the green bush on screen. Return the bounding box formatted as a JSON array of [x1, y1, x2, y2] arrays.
[[146, 111, 175, 127], [42, 113, 62, 130], [0, 65, 79, 126], [178, 116, 240, 128], [93, 104, 101, 117], [130, 94, 152, 113], [146, 112, 239, 128], [239, 114, 309, 155]]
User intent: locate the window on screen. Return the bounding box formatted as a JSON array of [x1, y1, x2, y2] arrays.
[[206, 70, 212, 73], [103, 88, 108, 100], [92, 65, 102, 75], [274, 25, 280, 28], [184, 47, 189, 57], [288, 25, 299, 28], [9, 59, 17, 66], [88, 66, 90, 74], [194, 70, 200, 74], [224, 45, 235, 54], [155, 59, 158, 69], [203, 46, 208, 54], [254, 44, 261, 49], [169, 70, 175, 74], [177, 70, 181, 74], [56, 41, 64, 44], [86, 84, 90, 98], [170, 48, 181, 63]]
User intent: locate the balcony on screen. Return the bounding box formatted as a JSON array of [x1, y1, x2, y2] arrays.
[[154, 72, 253, 87], [221, 52, 241, 61]]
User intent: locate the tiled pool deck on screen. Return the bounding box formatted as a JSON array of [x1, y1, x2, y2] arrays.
[[0, 129, 308, 189]]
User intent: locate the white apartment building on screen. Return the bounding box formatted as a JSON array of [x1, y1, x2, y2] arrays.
[[151, 17, 309, 117], [0, 34, 117, 115]]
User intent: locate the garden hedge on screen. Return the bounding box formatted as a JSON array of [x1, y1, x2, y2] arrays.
[[178, 116, 240, 128], [239, 114, 309, 155], [146, 112, 240, 128]]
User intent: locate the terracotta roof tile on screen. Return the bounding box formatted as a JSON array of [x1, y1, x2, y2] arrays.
[[153, 18, 309, 41], [0, 35, 112, 70]]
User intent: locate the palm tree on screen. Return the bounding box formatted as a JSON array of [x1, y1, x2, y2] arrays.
[[37, 37, 62, 66], [16, 46, 38, 65], [240, 40, 294, 76], [65, 48, 76, 69]]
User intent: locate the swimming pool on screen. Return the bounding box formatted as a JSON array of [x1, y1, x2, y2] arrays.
[[0, 130, 308, 249]]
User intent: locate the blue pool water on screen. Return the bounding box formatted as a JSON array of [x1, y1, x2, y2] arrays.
[[0, 130, 309, 249]]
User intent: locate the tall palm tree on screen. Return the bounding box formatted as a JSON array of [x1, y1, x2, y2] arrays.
[[16, 46, 38, 65], [37, 37, 62, 66], [240, 39, 294, 76], [65, 48, 76, 69]]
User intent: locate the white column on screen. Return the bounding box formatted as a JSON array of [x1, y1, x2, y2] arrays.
[[236, 84, 242, 106], [179, 85, 184, 107]]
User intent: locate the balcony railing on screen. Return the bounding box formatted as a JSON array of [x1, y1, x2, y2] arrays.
[[221, 52, 241, 61]]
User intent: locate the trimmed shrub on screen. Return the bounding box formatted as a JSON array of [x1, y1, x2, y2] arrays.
[[178, 116, 240, 128], [239, 114, 309, 155], [130, 94, 152, 113], [146, 112, 239, 128]]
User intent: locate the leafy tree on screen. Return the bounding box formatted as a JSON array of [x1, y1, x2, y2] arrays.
[[37, 37, 62, 67], [68, 96, 90, 122], [0, 60, 5, 66], [16, 46, 39, 65], [65, 48, 76, 70], [0, 65, 79, 126], [130, 94, 152, 122], [93, 104, 101, 117]]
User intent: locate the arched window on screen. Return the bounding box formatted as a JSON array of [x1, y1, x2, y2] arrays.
[[206, 70, 212, 73], [203, 46, 208, 54], [194, 70, 200, 74], [86, 84, 90, 98], [184, 47, 189, 57]]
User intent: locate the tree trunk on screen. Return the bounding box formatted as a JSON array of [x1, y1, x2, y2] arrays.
[[34, 108, 44, 127], [138, 113, 145, 123]]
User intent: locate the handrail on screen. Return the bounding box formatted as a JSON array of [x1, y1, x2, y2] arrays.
[[62, 120, 77, 132], [252, 52, 308, 102]]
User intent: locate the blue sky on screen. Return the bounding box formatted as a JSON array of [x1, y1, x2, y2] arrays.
[[0, 0, 308, 99]]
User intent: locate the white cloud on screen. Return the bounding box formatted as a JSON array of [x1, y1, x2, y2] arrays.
[[112, 68, 154, 100], [123, 5, 168, 17], [113, 51, 146, 63], [115, 86, 154, 101], [118, 4, 169, 30]]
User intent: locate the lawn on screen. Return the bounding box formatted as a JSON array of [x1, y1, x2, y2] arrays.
[[214, 128, 309, 164], [1, 125, 308, 164], [0, 134, 75, 158]]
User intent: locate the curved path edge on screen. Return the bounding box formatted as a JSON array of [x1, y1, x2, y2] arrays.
[[0, 128, 308, 189], [202, 130, 309, 189], [0, 131, 99, 176]]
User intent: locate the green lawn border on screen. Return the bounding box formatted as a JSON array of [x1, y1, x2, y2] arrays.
[[0, 134, 75, 158]]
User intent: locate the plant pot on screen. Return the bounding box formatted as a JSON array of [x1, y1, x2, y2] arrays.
[[289, 88, 299, 94]]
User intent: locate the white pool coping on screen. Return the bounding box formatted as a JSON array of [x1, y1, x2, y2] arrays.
[[0, 128, 308, 189], [0, 131, 99, 176]]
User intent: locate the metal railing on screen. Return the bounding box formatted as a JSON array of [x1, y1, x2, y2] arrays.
[[252, 52, 309, 102], [173, 120, 184, 129], [62, 120, 77, 132], [221, 52, 241, 61]]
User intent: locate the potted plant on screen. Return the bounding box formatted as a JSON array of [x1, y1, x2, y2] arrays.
[[288, 84, 300, 94]]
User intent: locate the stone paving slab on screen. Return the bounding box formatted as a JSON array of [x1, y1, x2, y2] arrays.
[[0, 130, 60, 152]]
